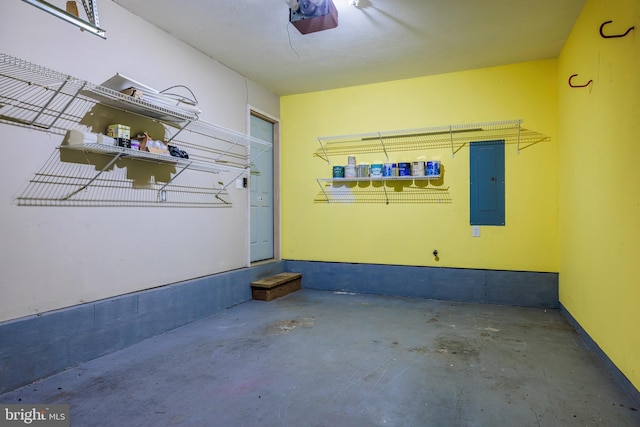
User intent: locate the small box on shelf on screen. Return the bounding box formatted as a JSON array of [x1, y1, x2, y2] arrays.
[[64, 129, 97, 146], [97, 134, 115, 146], [115, 138, 131, 149], [107, 124, 131, 139]]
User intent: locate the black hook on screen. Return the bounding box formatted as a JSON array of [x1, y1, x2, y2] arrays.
[[600, 20, 635, 38], [568, 74, 593, 88]]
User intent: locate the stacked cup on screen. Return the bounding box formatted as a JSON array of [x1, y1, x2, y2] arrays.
[[345, 155, 357, 178]]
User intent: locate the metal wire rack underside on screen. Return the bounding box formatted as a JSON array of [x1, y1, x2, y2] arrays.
[[314, 180, 452, 204], [0, 54, 94, 135], [314, 120, 549, 161], [14, 150, 231, 208]]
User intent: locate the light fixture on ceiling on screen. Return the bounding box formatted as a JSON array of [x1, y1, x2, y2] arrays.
[[287, 0, 339, 35]]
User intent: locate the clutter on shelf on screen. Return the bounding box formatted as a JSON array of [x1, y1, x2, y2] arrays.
[[133, 132, 169, 155], [107, 124, 131, 148], [99, 73, 201, 118], [331, 154, 441, 179]]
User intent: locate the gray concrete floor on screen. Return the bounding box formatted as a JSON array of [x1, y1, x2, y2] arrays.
[[1, 289, 639, 427]]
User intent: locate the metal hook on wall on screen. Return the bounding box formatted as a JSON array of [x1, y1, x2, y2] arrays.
[[568, 74, 593, 88], [599, 20, 635, 38]]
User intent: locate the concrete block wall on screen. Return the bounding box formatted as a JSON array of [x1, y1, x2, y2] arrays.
[[0, 262, 286, 394], [285, 261, 559, 308]]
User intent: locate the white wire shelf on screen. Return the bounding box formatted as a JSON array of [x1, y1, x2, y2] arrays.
[[314, 119, 549, 162], [61, 143, 246, 175], [14, 150, 232, 208], [81, 84, 198, 125], [0, 53, 93, 134], [317, 175, 441, 183], [184, 119, 273, 148], [0, 53, 268, 207], [314, 181, 452, 204]]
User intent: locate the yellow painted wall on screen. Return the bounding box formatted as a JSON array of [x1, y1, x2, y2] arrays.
[[558, 0, 640, 390], [281, 60, 558, 272]]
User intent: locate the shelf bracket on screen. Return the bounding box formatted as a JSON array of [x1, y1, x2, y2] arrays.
[[81, 0, 100, 27], [449, 126, 455, 158], [212, 138, 271, 197], [22, 0, 106, 39], [316, 178, 330, 203], [317, 137, 329, 164], [156, 161, 192, 202], [60, 151, 123, 201], [382, 181, 389, 205], [214, 135, 243, 162], [215, 167, 249, 196], [249, 143, 272, 167], [48, 81, 87, 131], [378, 132, 389, 162], [215, 194, 231, 205], [165, 120, 192, 144], [29, 77, 70, 128], [516, 121, 522, 154], [211, 167, 249, 204]]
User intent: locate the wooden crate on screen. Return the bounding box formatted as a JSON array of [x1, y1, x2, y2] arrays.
[[251, 273, 302, 301]]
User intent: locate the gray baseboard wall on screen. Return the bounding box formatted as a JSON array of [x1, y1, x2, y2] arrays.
[[284, 260, 559, 308], [561, 305, 640, 408], [0, 261, 286, 395]]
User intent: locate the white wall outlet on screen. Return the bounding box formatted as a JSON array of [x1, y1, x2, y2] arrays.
[[472, 226, 480, 237], [236, 178, 243, 189]]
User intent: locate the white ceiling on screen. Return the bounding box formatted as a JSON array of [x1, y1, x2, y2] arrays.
[[112, 0, 586, 96]]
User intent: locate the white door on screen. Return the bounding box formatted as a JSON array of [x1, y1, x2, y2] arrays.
[[250, 114, 274, 262]]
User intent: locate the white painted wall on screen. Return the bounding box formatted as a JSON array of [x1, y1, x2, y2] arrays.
[[0, 1, 279, 322]]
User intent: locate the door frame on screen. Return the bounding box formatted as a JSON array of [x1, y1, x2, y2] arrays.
[[247, 106, 280, 265]]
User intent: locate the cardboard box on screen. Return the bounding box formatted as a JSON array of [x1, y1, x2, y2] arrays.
[[147, 146, 170, 155], [251, 273, 302, 301], [107, 124, 131, 139]]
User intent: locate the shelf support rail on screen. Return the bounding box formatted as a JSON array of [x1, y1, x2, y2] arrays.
[[449, 126, 455, 157], [165, 120, 193, 144], [29, 77, 71, 129], [60, 151, 123, 201], [317, 137, 329, 164], [156, 162, 192, 202], [254, 142, 273, 160], [217, 168, 246, 193], [81, 0, 100, 27], [382, 182, 389, 205], [46, 81, 87, 131], [213, 135, 248, 163], [211, 141, 273, 200], [22, 0, 106, 39], [378, 132, 389, 162], [211, 167, 249, 204], [316, 179, 330, 203], [211, 141, 271, 199]]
